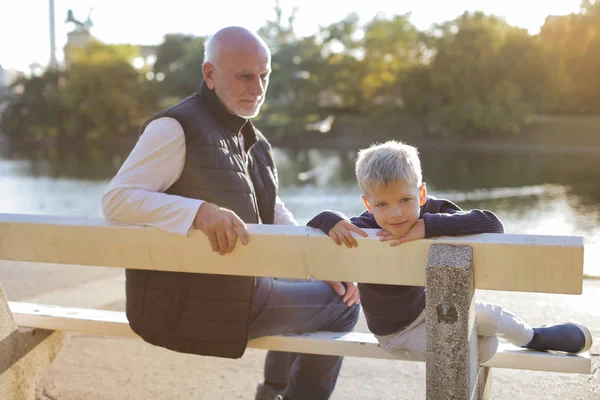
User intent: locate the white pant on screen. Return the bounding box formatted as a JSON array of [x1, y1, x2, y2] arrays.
[[375, 301, 534, 362]]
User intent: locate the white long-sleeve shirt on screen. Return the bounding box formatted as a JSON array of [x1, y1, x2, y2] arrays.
[[101, 117, 298, 236]]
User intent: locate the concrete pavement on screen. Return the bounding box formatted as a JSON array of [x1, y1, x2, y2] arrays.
[[0, 262, 598, 399]]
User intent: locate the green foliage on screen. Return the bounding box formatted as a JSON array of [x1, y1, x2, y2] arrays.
[[403, 12, 550, 136], [494, 30, 559, 112], [62, 42, 151, 141], [258, 0, 298, 53], [431, 80, 531, 136], [0, 69, 67, 142], [538, 2, 600, 114], [2, 4, 599, 144], [153, 34, 206, 98], [360, 13, 420, 104], [1, 42, 156, 145]]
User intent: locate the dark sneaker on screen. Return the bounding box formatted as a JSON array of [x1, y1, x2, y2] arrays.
[[255, 383, 282, 400], [525, 322, 593, 354]]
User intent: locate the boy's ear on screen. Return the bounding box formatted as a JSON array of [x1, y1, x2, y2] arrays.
[[361, 195, 373, 213], [419, 183, 427, 206]]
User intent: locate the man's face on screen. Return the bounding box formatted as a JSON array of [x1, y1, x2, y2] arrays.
[[361, 180, 427, 237], [204, 46, 271, 118]]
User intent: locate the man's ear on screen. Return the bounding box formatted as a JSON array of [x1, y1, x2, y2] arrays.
[[202, 62, 215, 89], [361, 194, 373, 213], [419, 183, 427, 206]]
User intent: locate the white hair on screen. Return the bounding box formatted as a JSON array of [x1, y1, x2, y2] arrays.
[[203, 27, 270, 66], [203, 34, 221, 65], [355, 140, 423, 194]]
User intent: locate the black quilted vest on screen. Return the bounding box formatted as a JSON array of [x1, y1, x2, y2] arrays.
[[125, 81, 277, 358]]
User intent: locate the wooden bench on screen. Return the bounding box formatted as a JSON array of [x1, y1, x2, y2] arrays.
[[0, 213, 592, 400]]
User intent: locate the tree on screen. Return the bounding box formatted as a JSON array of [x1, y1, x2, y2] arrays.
[[317, 13, 366, 113], [409, 12, 536, 136], [62, 42, 153, 142], [153, 34, 206, 100], [538, 3, 600, 114], [360, 13, 420, 108], [0, 69, 67, 143], [258, 2, 333, 135], [258, 0, 298, 53], [495, 30, 559, 113]]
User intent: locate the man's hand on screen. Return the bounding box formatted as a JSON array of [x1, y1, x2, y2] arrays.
[[377, 220, 425, 247], [329, 220, 368, 248], [193, 202, 249, 255], [326, 281, 360, 306]]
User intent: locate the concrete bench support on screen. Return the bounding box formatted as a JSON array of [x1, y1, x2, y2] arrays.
[[426, 244, 490, 400], [0, 284, 67, 400]]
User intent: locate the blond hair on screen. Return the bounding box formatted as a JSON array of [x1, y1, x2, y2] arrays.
[[355, 140, 422, 193]]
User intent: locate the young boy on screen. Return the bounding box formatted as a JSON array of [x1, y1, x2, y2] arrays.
[[307, 140, 592, 361]]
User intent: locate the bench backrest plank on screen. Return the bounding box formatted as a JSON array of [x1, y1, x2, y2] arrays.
[[0, 214, 583, 294]]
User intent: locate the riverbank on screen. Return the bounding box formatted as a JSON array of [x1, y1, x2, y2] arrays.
[[270, 134, 600, 153], [2, 114, 599, 155], [269, 114, 600, 151]]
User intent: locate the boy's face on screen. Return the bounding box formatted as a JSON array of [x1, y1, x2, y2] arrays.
[[361, 180, 427, 237]]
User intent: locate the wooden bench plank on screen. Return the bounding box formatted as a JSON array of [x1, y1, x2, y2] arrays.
[[9, 302, 591, 374], [0, 214, 584, 294]]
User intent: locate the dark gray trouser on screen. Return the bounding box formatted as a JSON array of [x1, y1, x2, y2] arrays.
[[249, 277, 360, 400]]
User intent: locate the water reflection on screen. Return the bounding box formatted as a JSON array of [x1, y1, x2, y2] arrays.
[[274, 148, 357, 187], [6, 146, 600, 199], [420, 149, 600, 200], [4, 145, 128, 180]]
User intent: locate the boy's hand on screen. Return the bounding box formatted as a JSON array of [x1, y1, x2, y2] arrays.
[[377, 220, 425, 247], [329, 220, 368, 248], [326, 281, 360, 306]]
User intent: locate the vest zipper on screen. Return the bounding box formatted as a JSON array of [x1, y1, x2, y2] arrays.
[[238, 136, 261, 223]]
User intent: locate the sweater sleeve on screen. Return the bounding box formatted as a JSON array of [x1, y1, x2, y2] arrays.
[[421, 196, 504, 238], [307, 209, 380, 234], [307, 210, 350, 234]]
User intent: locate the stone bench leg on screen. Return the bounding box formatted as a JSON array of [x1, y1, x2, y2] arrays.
[[0, 284, 67, 400], [426, 244, 492, 400]]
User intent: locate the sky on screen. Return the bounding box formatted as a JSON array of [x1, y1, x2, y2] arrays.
[[0, 0, 582, 72]]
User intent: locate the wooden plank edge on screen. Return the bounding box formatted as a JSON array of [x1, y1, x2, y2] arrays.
[[8, 302, 591, 374]]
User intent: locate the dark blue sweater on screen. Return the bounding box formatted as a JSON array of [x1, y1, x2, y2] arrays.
[[307, 196, 504, 335]]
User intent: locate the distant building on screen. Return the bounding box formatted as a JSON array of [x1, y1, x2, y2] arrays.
[[63, 9, 157, 68], [63, 29, 99, 66], [63, 30, 157, 69]]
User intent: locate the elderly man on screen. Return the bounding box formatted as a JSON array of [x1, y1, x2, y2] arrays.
[[102, 26, 360, 400]]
